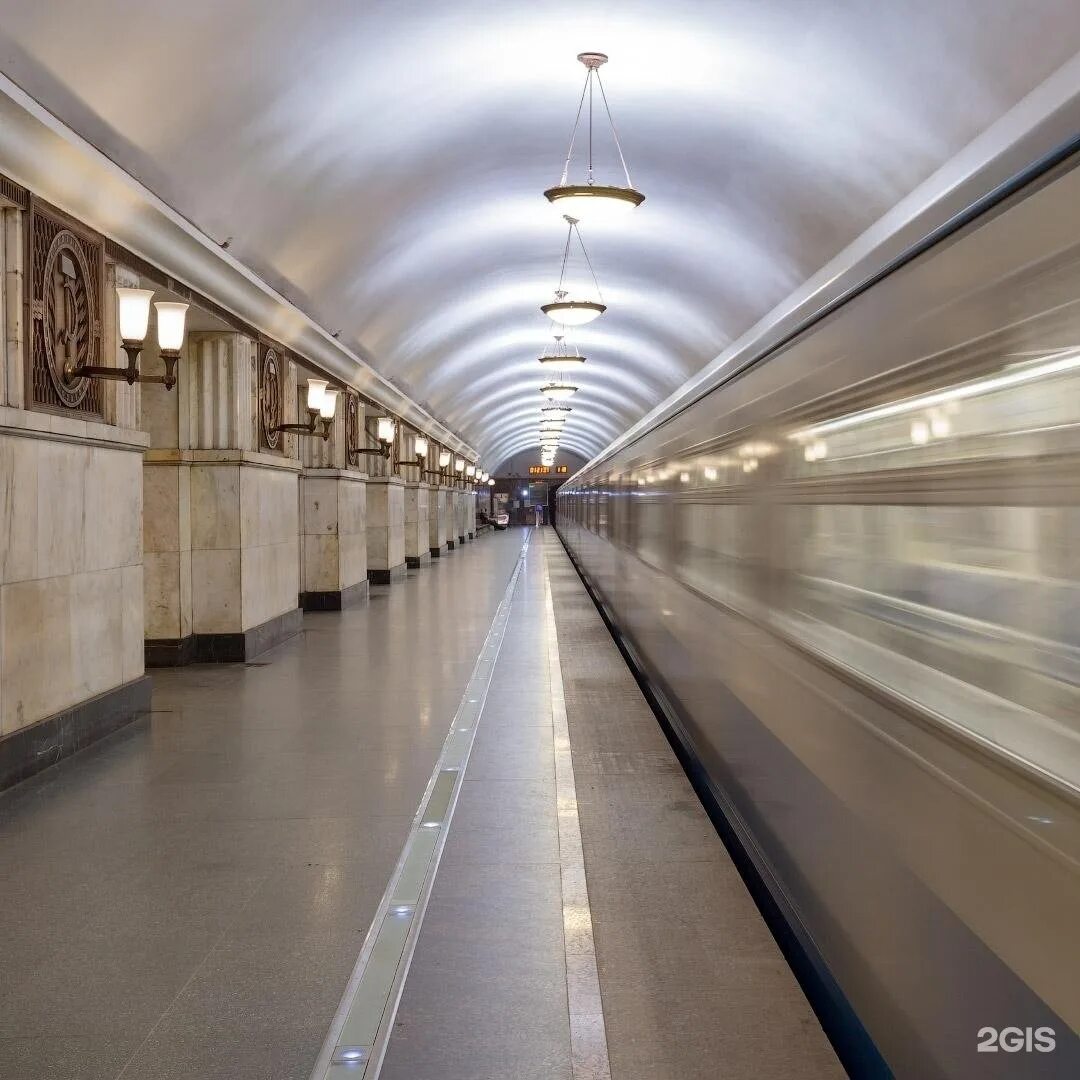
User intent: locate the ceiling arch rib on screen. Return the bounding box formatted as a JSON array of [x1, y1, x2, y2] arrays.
[[0, 2, 1077, 467]]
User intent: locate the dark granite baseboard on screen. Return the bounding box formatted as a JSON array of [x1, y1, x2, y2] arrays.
[[458, 534, 467, 545], [147, 608, 303, 666], [468, 530, 474, 540], [429, 546, 442, 558], [0, 675, 152, 792], [145, 635, 197, 668], [368, 563, 407, 585], [446, 539, 456, 550], [406, 551, 431, 569], [302, 580, 370, 611]]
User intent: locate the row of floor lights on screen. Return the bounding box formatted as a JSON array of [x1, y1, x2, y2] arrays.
[[534, 52, 643, 468]]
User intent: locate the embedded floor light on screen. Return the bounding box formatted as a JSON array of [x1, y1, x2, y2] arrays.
[[272, 378, 338, 441], [544, 52, 644, 222], [349, 414, 395, 461], [68, 287, 189, 390], [541, 215, 606, 327]]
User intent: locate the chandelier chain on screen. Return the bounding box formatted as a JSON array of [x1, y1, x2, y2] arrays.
[[595, 72, 634, 188], [572, 221, 605, 303], [559, 75, 591, 187], [557, 68, 633, 189]]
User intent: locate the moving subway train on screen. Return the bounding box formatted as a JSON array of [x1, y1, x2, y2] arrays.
[[557, 140, 1080, 1075]]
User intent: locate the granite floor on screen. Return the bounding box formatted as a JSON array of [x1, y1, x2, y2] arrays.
[[1, 527, 841, 1080], [0, 531, 523, 1080]]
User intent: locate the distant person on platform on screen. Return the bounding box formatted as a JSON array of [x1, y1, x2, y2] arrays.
[[534, 503, 544, 527]]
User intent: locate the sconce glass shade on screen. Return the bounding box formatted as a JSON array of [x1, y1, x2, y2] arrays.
[[454, 457, 465, 473], [414, 436, 429, 458], [480, 471, 489, 483], [306, 379, 328, 411], [543, 184, 644, 221], [466, 464, 476, 477], [154, 302, 188, 351], [319, 389, 338, 420], [540, 383, 578, 401], [541, 299, 605, 327], [377, 417, 396, 443], [116, 287, 154, 343], [487, 477, 495, 486], [438, 450, 451, 468]]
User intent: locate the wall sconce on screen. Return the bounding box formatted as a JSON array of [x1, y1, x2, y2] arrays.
[[67, 287, 189, 390], [350, 414, 396, 461], [487, 477, 496, 486], [423, 442, 448, 479], [272, 378, 338, 441], [402, 435, 429, 470], [465, 464, 476, 478]]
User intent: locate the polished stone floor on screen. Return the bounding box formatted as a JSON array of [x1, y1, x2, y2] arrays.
[[0, 527, 840, 1080], [0, 533, 523, 1079]]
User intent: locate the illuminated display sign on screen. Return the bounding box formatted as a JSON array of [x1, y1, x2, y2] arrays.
[[528, 465, 569, 475]]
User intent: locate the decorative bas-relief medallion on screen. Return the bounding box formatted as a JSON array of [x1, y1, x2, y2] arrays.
[[260, 345, 283, 450], [27, 201, 104, 415], [42, 230, 96, 408], [346, 391, 361, 458]]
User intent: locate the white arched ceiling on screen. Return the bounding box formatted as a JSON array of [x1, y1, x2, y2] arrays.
[[1, 2, 1078, 466]]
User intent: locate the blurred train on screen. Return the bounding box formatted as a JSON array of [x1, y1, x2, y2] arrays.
[[558, 120, 1080, 1076]]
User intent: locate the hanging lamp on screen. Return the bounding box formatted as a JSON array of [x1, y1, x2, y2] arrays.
[[544, 52, 644, 220], [539, 335, 587, 376], [541, 215, 606, 327], [540, 382, 578, 401]]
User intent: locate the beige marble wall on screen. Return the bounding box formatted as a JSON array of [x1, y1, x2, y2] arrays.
[[404, 482, 430, 561], [367, 476, 405, 573], [143, 460, 192, 640], [429, 485, 448, 551], [302, 470, 367, 593], [454, 489, 467, 541], [188, 454, 300, 634], [0, 409, 148, 735]]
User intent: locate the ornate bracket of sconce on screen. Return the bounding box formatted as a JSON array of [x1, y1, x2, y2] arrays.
[[271, 378, 338, 441], [349, 414, 395, 462], [66, 286, 188, 391]]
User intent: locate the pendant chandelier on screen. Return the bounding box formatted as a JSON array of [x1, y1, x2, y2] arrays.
[[540, 382, 578, 401], [544, 52, 644, 221], [541, 215, 606, 327], [539, 335, 586, 376]]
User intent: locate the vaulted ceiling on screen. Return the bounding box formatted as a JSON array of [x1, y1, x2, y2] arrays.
[[1, 2, 1078, 469]]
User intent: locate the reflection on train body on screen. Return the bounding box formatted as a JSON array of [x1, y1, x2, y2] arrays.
[[559, 154, 1080, 1078]]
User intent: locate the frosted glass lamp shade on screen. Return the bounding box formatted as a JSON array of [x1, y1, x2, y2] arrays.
[[319, 389, 338, 420], [543, 184, 645, 221], [539, 354, 586, 375], [488, 478, 495, 486], [455, 457, 465, 473], [439, 450, 451, 468], [154, 302, 188, 351], [540, 383, 578, 401], [116, 288, 153, 343], [541, 299, 605, 327], [306, 379, 328, 411], [377, 417, 396, 443], [466, 464, 476, 477], [414, 436, 428, 458]]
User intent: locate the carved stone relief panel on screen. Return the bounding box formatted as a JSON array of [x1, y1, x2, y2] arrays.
[[259, 342, 283, 452], [26, 199, 104, 416]]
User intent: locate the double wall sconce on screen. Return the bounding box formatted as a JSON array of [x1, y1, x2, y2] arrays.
[[271, 378, 338, 441], [350, 415, 396, 462], [67, 286, 188, 390]]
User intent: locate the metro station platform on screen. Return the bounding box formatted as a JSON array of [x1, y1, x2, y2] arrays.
[[0, 528, 840, 1080]]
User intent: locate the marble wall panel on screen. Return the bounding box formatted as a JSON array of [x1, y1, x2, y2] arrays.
[[0, 434, 38, 582], [191, 547, 242, 634], [241, 539, 299, 630], [190, 464, 241, 550], [143, 549, 181, 640]]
